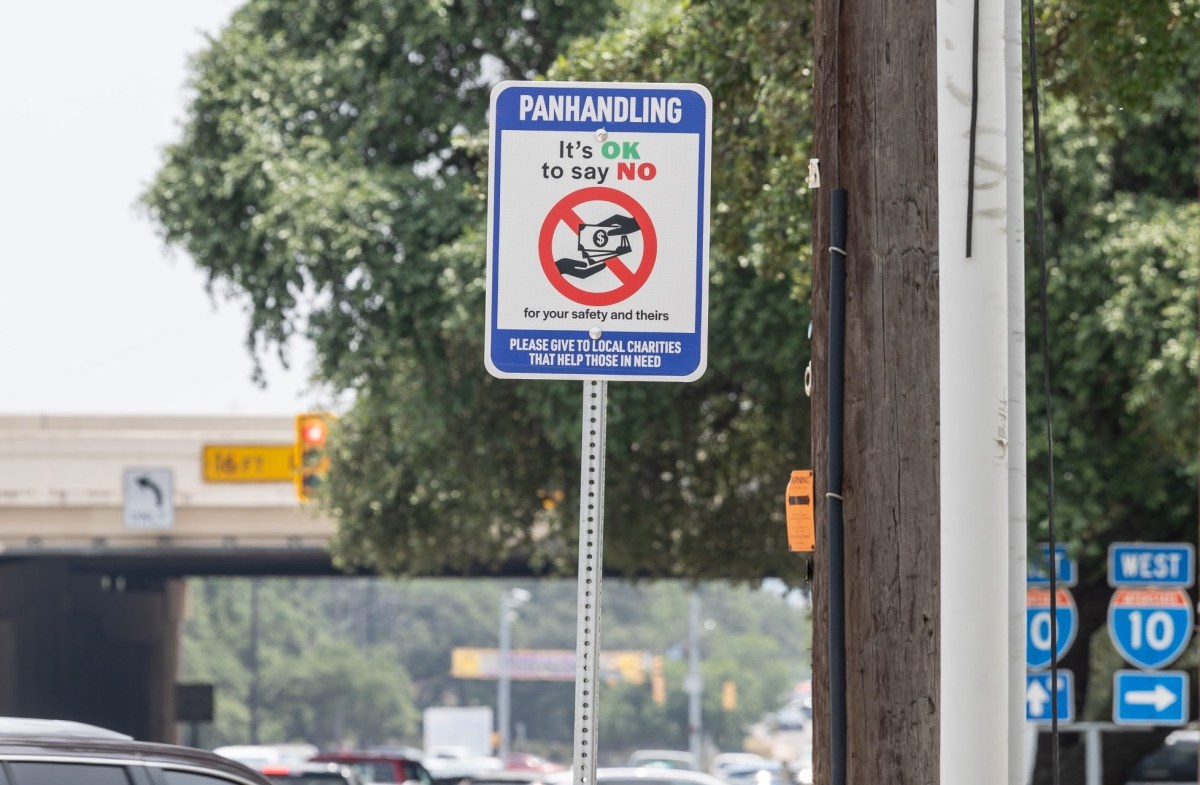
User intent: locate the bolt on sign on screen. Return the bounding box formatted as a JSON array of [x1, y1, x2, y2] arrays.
[[485, 81, 712, 381]]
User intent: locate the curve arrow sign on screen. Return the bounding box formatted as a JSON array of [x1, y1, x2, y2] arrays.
[[136, 476, 164, 507]]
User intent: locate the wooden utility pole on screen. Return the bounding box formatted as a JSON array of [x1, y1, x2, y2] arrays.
[[809, 0, 941, 771], [810, 0, 1023, 780]]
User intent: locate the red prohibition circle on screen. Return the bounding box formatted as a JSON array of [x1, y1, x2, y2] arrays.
[[538, 186, 657, 307]]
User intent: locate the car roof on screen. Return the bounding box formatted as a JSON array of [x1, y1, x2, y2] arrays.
[[723, 762, 783, 773], [709, 755, 770, 770], [313, 751, 421, 762], [598, 768, 725, 785], [0, 717, 131, 740], [262, 762, 360, 780], [0, 735, 272, 785], [462, 772, 558, 785]]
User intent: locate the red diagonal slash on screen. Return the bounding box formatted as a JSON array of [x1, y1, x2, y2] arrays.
[[538, 186, 656, 307]]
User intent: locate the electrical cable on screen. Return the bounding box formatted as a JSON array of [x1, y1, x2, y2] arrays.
[[1025, 0, 1060, 781], [827, 1, 848, 783], [967, 0, 981, 257], [827, 190, 848, 785]]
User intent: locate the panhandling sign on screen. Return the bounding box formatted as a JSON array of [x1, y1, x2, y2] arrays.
[[485, 81, 712, 381]]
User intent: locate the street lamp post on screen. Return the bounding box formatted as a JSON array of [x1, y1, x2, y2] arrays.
[[498, 587, 531, 760], [686, 592, 703, 764]]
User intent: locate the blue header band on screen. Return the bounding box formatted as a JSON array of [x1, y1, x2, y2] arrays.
[[495, 85, 708, 134]]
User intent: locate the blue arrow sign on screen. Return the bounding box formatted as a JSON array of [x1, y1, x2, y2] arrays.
[[1108, 588, 1194, 670], [1028, 543, 1078, 587], [1108, 543, 1195, 588], [1026, 587, 1078, 671], [1026, 671, 1074, 723], [1114, 670, 1189, 725]]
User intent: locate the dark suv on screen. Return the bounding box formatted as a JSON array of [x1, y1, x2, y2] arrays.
[[1125, 730, 1198, 785], [0, 718, 273, 785]]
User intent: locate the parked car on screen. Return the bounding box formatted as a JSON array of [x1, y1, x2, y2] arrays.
[[708, 753, 771, 782], [624, 750, 700, 771], [0, 716, 131, 740], [790, 746, 813, 785], [311, 750, 437, 785], [597, 767, 728, 785], [1125, 730, 1198, 785], [721, 761, 787, 785], [422, 745, 504, 782], [215, 744, 321, 769], [261, 762, 363, 785], [0, 716, 272, 785], [503, 753, 567, 774], [459, 771, 565, 785]]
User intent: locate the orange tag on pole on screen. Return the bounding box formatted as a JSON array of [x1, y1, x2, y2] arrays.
[[785, 470, 815, 552]]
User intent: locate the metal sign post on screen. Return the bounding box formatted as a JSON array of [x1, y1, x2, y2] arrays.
[[571, 380, 608, 785], [486, 81, 711, 783]]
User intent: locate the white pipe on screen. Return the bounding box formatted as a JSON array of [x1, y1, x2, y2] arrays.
[[938, 0, 1013, 779], [1004, 0, 1030, 776]]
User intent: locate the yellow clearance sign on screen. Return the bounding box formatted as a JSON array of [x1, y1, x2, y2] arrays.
[[451, 647, 647, 684], [202, 445, 296, 483]]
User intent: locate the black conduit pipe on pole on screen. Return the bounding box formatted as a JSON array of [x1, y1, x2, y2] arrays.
[[828, 188, 848, 785]]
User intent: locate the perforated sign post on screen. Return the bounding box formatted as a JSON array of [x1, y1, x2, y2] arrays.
[[486, 81, 712, 785], [486, 81, 712, 382]]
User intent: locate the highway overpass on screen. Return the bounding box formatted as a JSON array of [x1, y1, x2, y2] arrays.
[[0, 415, 340, 743]]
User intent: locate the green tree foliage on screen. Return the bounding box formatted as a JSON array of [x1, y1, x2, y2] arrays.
[[144, 0, 814, 586], [1022, 58, 1198, 758], [182, 577, 809, 756], [149, 0, 1198, 747], [1034, 0, 1200, 116], [182, 579, 419, 747]]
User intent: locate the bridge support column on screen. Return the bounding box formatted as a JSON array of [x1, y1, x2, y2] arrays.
[[0, 560, 184, 742]]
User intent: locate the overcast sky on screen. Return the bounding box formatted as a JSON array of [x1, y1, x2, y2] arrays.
[[0, 1, 317, 415]]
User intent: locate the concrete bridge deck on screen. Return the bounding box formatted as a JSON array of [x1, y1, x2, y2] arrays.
[[0, 414, 337, 575], [0, 414, 343, 742]]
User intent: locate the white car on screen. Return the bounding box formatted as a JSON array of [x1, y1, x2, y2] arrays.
[[214, 744, 320, 770], [708, 754, 771, 781], [597, 768, 727, 785], [624, 750, 699, 771]]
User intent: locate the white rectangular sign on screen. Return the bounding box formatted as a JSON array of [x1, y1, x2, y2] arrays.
[[122, 467, 174, 529], [485, 81, 712, 381]]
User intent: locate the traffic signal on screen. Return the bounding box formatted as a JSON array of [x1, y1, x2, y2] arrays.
[[721, 680, 737, 711], [295, 412, 334, 502], [650, 655, 666, 705]]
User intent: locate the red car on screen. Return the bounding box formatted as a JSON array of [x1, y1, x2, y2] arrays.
[[310, 751, 438, 785]]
